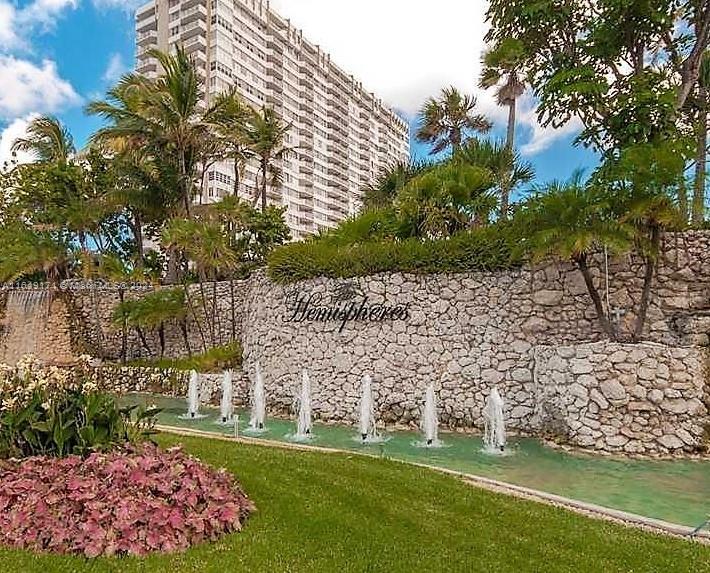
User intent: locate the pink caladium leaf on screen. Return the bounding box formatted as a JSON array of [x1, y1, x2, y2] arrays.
[[0, 446, 253, 557]]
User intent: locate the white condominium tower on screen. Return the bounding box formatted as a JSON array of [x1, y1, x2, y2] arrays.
[[135, 0, 410, 238]]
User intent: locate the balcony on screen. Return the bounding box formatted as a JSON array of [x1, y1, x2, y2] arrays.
[[266, 90, 283, 104], [181, 4, 207, 24], [136, 14, 157, 32], [182, 20, 207, 40], [137, 30, 157, 47], [136, 60, 158, 75]]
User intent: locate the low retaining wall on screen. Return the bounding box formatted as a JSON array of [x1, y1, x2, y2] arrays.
[[534, 342, 709, 454]]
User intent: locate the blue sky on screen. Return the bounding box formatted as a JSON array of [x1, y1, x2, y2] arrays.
[[0, 0, 599, 183]]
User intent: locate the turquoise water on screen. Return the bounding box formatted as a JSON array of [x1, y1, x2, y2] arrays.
[[122, 393, 710, 529]]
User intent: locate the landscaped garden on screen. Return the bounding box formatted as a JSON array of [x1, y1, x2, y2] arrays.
[[0, 1, 709, 571], [0, 433, 705, 573]]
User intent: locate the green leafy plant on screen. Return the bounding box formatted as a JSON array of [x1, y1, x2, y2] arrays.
[[268, 224, 522, 283], [126, 341, 242, 373], [0, 356, 160, 459]]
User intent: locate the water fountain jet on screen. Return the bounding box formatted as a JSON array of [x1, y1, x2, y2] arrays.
[[217, 370, 233, 425], [420, 382, 440, 447], [292, 370, 312, 441], [483, 387, 506, 454], [358, 374, 382, 444], [180, 370, 206, 420], [248, 362, 267, 433]]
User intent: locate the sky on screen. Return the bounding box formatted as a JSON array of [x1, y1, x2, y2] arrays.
[[0, 0, 599, 182]]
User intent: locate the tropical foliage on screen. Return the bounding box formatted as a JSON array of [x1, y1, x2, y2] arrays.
[[416, 87, 492, 154], [484, 0, 710, 223], [0, 355, 159, 459], [268, 223, 522, 283], [0, 443, 254, 557]]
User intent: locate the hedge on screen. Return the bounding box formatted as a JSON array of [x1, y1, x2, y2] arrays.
[[267, 226, 524, 283]]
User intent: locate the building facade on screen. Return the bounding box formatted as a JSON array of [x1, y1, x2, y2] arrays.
[[135, 0, 410, 238]]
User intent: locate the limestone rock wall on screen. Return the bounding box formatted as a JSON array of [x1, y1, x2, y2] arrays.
[[67, 280, 248, 361], [534, 342, 709, 454], [239, 231, 710, 455]]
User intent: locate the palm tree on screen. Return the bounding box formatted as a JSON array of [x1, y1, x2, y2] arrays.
[[0, 223, 71, 285], [161, 218, 208, 351], [189, 221, 239, 345], [692, 51, 710, 225], [479, 39, 528, 218], [362, 160, 432, 209], [457, 138, 534, 218], [11, 116, 75, 164], [96, 253, 156, 362], [106, 146, 176, 268], [518, 172, 633, 341], [416, 87, 492, 155], [395, 163, 497, 238], [619, 188, 681, 341], [208, 88, 254, 196], [243, 106, 293, 211], [87, 47, 218, 217], [479, 39, 527, 151]]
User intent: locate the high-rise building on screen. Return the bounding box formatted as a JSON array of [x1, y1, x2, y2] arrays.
[[135, 0, 410, 238]]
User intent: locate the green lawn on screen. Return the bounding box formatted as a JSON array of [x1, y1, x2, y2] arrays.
[[0, 434, 707, 573]]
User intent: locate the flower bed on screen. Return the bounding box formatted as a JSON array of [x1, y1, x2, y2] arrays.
[[0, 355, 159, 458], [0, 444, 254, 557]]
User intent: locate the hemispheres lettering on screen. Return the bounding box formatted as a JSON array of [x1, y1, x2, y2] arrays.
[[284, 290, 411, 332]]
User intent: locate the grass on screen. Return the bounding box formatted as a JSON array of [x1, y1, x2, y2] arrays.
[[0, 434, 707, 572], [125, 342, 242, 373]]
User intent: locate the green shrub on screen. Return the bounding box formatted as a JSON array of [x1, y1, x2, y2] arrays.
[[0, 356, 159, 458], [126, 341, 242, 373], [268, 225, 523, 283]]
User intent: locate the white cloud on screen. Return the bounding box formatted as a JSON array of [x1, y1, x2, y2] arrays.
[[0, 56, 81, 119], [91, 0, 148, 12], [0, 114, 39, 169], [0, 0, 78, 50], [102, 52, 126, 83], [0, 2, 19, 48], [17, 0, 79, 29], [268, 0, 579, 155]]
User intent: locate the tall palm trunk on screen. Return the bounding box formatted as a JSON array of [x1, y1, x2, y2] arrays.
[[166, 248, 179, 284], [233, 158, 241, 196], [179, 146, 191, 216], [261, 157, 268, 212], [633, 226, 660, 342], [180, 318, 192, 356], [229, 276, 236, 342], [575, 254, 617, 341], [197, 272, 215, 346], [133, 212, 144, 269], [693, 91, 707, 225], [135, 325, 154, 357], [118, 289, 127, 364], [500, 98, 517, 220], [182, 282, 208, 352]]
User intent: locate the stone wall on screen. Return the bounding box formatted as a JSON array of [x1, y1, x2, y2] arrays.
[[98, 366, 250, 407], [2, 230, 709, 455], [534, 342, 709, 454], [67, 280, 248, 361], [0, 291, 74, 366], [239, 231, 710, 455]]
